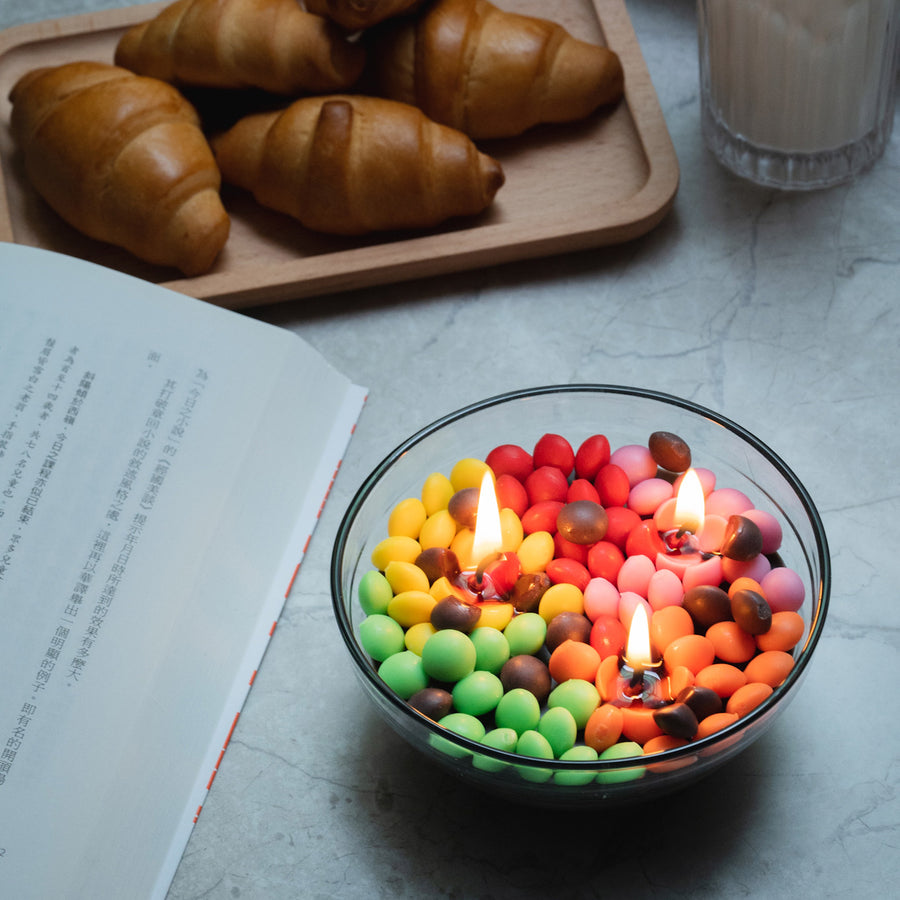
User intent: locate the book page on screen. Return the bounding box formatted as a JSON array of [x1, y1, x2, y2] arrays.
[[0, 243, 366, 898]]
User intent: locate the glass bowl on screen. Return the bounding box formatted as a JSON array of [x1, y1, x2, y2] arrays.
[[331, 385, 830, 806]]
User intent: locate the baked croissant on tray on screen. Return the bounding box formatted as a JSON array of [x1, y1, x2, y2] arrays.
[[367, 0, 625, 139], [210, 95, 505, 235], [115, 0, 366, 95], [9, 61, 230, 276]]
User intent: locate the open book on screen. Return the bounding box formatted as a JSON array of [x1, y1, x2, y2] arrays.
[[0, 243, 366, 898]]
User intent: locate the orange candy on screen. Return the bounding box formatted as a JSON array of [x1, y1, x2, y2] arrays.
[[548, 639, 601, 683], [744, 649, 795, 686], [694, 662, 747, 698], [663, 633, 716, 674], [727, 682, 774, 716], [664, 665, 695, 700], [695, 711, 739, 739], [620, 706, 664, 744], [756, 611, 804, 652], [595, 653, 621, 701], [643, 734, 689, 755], [650, 605, 694, 656], [706, 620, 757, 663], [584, 703, 624, 752], [728, 576, 765, 599]]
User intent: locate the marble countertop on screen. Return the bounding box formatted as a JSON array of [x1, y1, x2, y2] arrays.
[[2, 1, 898, 898]]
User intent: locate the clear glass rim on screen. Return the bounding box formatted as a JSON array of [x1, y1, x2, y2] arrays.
[[331, 384, 831, 772]]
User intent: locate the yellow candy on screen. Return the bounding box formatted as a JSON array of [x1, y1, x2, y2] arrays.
[[476, 601, 514, 631], [538, 582, 585, 622], [418, 509, 458, 550], [371, 535, 421, 571], [387, 590, 437, 627], [450, 528, 475, 568], [421, 471, 454, 516], [388, 497, 427, 539], [384, 560, 430, 595], [500, 508, 524, 553], [517, 531, 555, 573], [405, 621, 436, 655], [430, 575, 464, 600], [450, 457, 491, 491]]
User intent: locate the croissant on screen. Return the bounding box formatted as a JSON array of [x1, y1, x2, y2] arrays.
[[211, 95, 504, 234], [303, 0, 423, 31], [115, 0, 366, 95], [368, 0, 625, 139], [9, 61, 229, 276]]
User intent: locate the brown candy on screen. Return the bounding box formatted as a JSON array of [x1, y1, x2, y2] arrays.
[[430, 595, 480, 632], [408, 687, 453, 721], [648, 431, 692, 473], [720, 514, 763, 561], [415, 546, 461, 583], [509, 572, 551, 613], [448, 487, 479, 527], [676, 685, 723, 721], [500, 654, 552, 705], [730, 588, 773, 635], [683, 584, 732, 628], [556, 500, 609, 545], [545, 611, 592, 652], [653, 701, 699, 739]]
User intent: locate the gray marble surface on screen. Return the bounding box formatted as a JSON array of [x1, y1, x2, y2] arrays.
[[2, 1, 899, 898]]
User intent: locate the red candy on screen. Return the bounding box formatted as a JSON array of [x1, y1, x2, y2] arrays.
[[525, 465, 569, 505], [521, 499, 564, 534], [604, 506, 642, 550], [486, 443, 533, 482], [586, 541, 625, 581], [546, 557, 591, 591], [624, 521, 668, 559], [567, 478, 601, 504], [553, 532, 590, 564], [533, 433, 575, 476], [496, 473, 528, 517], [574, 434, 611, 481], [594, 463, 630, 507], [589, 615, 627, 659]]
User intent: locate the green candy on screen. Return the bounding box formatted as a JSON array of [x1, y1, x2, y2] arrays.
[[494, 687, 540, 735], [469, 626, 510, 674], [554, 745, 600, 786], [358, 614, 405, 661], [421, 629, 476, 682], [537, 705, 577, 758], [547, 678, 600, 729], [473, 727, 518, 773], [432, 712, 486, 759], [452, 670, 503, 717], [516, 729, 554, 760], [377, 650, 427, 699], [515, 729, 554, 783], [358, 569, 393, 616], [596, 741, 646, 784], [503, 612, 547, 656]]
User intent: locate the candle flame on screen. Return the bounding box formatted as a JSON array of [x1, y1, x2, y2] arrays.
[[674, 467, 705, 534], [470, 470, 503, 568], [625, 604, 653, 669]]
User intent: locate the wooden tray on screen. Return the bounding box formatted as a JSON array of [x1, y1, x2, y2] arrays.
[[0, 0, 679, 310]]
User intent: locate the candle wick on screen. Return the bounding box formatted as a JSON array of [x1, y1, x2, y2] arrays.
[[473, 550, 502, 584]]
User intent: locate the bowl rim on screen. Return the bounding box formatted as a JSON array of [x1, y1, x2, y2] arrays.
[[331, 384, 831, 772]]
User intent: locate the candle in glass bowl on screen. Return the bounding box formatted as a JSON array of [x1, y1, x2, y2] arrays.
[[358, 429, 808, 771]]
